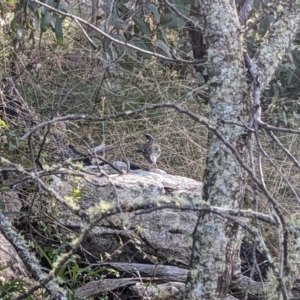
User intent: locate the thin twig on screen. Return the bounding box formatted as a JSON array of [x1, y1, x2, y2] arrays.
[[239, 0, 253, 25], [163, 0, 203, 31], [256, 133, 300, 203], [244, 51, 262, 131], [19, 103, 286, 226], [74, 18, 97, 49], [265, 130, 300, 171], [104, 0, 115, 33], [0, 157, 90, 221], [255, 132, 265, 188], [255, 133, 286, 287], [246, 130, 264, 299], [259, 121, 300, 135], [134, 204, 279, 225], [54, 50, 126, 116]]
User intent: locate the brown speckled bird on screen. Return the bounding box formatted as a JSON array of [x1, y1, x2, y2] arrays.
[[142, 134, 161, 170]]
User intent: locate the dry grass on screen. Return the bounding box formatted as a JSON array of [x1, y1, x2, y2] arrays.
[[3, 26, 300, 191], [2, 14, 300, 259], [1, 27, 208, 180]]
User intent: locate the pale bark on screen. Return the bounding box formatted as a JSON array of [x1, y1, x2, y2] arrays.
[[185, 1, 248, 299], [253, 1, 300, 89]]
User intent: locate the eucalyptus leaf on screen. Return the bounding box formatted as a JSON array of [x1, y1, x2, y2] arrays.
[[34, 10, 40, 33], [133, 16, 151, 35], [41, 11, 52, 32], [27, 1, 37, 12], [286, 69, 293, 86], [169, 0, 190, 15], [179, 44, 192, 54], [161, 16, 186, 30], [15, 0, 25, 12], [293, 111, 300, 120], [10, 15, 17, 31], [55, 18, 64, 45], [195, 72, 205, 83], [253, 0, 261, 10], [258, 15, 274, 35], [193, 0, 200, 8], [100, 52, 112, 66], [45, 0, 54, 6], [100, 0, 115, 15], [282, 110, 287, 126], [154, 40, 172, 58], [110, 17, 127, 30], [110, 33, 126, 42], [160, 13, 173, 25], [145, 3, 160, 23], [58, 1, 68, 15], [284, 63, 297, 70], [272, 82, 279, 103], [158, 26, 168, 43]]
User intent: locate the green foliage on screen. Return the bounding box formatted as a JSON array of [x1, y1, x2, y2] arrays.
[[10, 0, 194, 60], [29, 221, 112, 295], [0, 265, 32, 300], [9, 0, 297, 128], [113, 0, 192, 59], [10, 0, 67, 46]]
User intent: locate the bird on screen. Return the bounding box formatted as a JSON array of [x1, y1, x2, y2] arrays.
[[141, 134, 161, 170]]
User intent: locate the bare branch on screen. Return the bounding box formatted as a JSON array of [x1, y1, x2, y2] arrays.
[[244, 51, 262, 131], [256, 133, 300, 203], [0, 212, 68, 300], [31, 0, 205, 65], [54, 51, 126, 116], [20, 103, 285, 229], [104, 0, 115, 33], [265, 130, 300, 171], [259, 122, 300, 135], [0, 157, 90, 221], [20, 104, 208, 140], [255, 132, 265, 188], [74, 18, 97, 49], [243, 1, 281, 33], [163, 0, 203, 31], [239, 0, 253, 25], [256, 131, 287, 286], [134, 204, 279, 226], [253, 1, 300, 90]]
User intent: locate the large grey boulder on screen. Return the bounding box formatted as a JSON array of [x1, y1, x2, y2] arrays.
[[53, 162, 203, 266]]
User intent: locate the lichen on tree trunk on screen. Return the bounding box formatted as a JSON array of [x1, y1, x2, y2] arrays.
[[185, 1, 249, 298]]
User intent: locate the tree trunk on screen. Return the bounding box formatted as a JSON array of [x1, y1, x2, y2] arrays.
[[185, 1, 249, 299]]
